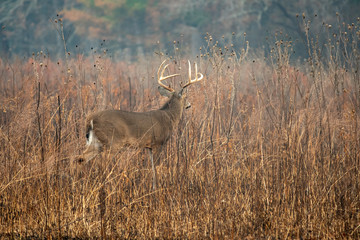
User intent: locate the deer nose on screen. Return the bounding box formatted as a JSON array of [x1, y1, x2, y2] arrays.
[[185, 101, 191, 109]]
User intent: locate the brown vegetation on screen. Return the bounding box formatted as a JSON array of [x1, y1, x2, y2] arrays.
[[0, 17, 359, 239]]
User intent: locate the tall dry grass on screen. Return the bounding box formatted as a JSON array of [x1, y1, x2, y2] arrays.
[[0, 15, 359, 239]]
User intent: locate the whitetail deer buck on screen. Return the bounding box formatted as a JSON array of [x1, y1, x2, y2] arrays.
[[76, 60, 203, 190]]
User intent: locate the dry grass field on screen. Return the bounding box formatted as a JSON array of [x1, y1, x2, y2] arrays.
[[0, 18, 359, 239]]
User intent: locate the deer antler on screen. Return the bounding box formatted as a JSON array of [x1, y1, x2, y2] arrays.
[[157, 60, 180, 92], [182, 60, 204, 89]]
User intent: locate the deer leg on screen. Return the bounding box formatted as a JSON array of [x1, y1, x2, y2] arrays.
[[147, 148, 157, 190]]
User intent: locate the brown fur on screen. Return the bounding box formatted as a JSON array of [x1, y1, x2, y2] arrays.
[[77, 91, 186, 162]]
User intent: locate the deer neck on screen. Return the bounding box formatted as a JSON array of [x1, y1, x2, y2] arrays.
[[160, 96, 183, 124]]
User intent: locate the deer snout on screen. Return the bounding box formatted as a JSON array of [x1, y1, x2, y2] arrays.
[[185, 99, 191, 109]]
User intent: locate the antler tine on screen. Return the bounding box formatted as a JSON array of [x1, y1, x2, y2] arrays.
[[157, 60, 180, 92], [182, 60, 204, 89]]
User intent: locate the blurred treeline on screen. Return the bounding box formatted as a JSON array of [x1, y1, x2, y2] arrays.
[[0, 0, 359, 60]]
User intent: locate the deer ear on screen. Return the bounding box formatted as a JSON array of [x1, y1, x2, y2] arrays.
[[158, 86, 173, 98]]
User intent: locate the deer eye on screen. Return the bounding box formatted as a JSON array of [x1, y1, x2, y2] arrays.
[[86, 132, 90, 139]]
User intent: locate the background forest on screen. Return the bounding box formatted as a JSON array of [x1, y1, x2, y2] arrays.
[[1, 0, 359, 59]]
